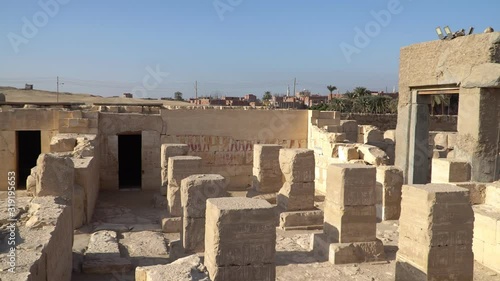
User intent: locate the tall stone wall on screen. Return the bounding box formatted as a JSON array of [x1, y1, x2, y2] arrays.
[[160, 109, 308, 190]]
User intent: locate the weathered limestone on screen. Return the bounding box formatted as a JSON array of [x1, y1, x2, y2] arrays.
[[82, 230, 132, 274], [431, 158, 471, 183], [204, 198, 276, 281], [167, 156, 202, 217], [338, 146, 359, 162], [358, 125, 384, 144], [279, 210, 323, 230], [0, 196, 72, 281], [312, 164, 384, 264], [340, 120, 358, 142], [50, 134, 77, 152], [35, 153, 75, 198], [120, 231, 169, 267], [252, 144, 283, 193], [277, 149, 315, 211], [375, 166, 403, 221], [135, 254, 209, 281], [161, 144, 189, 195], [472, 182, 500, 273], [180, 174, 227, 253], [455, 182, 487, 205], [357, 144, 389, 166], [396, 184, 474, 280]]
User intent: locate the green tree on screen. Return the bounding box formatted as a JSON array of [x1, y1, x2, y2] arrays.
[[327, 85, 337, 95], [431, 94, 450, 115], [262, 91, 272, 101], [174, 91, 183, 101], [352, 87, 371, 98]]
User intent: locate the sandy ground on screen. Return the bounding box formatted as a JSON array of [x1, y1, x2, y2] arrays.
[[71, 190, 500, 281], [0, 86, 190, 106]]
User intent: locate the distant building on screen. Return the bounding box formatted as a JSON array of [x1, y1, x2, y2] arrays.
[[25, 84, 33, 90], [122, 93, 133, 98], [302, 95, 328, 107]]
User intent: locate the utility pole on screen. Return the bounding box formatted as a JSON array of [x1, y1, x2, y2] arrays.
[[195, 81, 198, 99], [293, 78, 296, 97]]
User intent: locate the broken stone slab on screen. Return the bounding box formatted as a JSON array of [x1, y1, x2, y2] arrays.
[[357, 144, 389, 166], [279, 149, 315, 183], [50, 134, 77, 153], [279, 209, 324, 230], [35, 153, 75, 198], [82, 230, 132, 274], [340, 120, 358, 142], [311, 233, 385, 264], [338, 146, 359, 162], [120, 231, 169, 267], [455, 182, 487, 205], [375, 166, 403, 221], [135, 254, 209, 281]]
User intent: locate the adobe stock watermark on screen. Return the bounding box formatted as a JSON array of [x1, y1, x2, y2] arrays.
[[130, 65, 170, 99], [213, 0, 243, 21], [340, 0, 412, 63], [7, 0, 71, 54], [6, 172, 17, 273]]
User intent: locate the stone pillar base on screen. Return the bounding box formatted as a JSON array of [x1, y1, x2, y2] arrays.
[[279, 210, 323, 230], [311, 233, 385, 264]]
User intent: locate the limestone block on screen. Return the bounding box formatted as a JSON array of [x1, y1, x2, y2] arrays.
[[279, 210, 323, 230], [36, 154, 74, 198], [323, 205, 377, 243], [485, 182, 500, 206], [315, 118, 341, 127], [375, 166, 403, 220], [473, 205, 499, 245], [135, 255, 209, 281], [364, 129, 384, 144], [338, 146, 359, 162], [253, 144, 282, 170], [204, 263, 275, 281], [205, 198, 275, 267], [357, 144, 389, 166], [181, 174, 227, 218], [396, 184, 474, 280], [161, 144, 189, 168], [431, 158, 471, 183], [279, 149, 315, 182], [326, 164, 376, 206], [252, 167, 283, 193], [384, 130, 396, 144], [319, 111, 340, 119], [167, 156, 202, 217], [324, 125, 342, 133], [340, 120, 358, 142], [181, 216, 206, 253], [277, 181, 315, 211], [161, 216, 182, 233], [50, 135, 77, 152], [447, 133, 457, 149], [432, 132, 448, 149], [120, 231, 169, 267], [73, 184, 86, 229], [455, 182, 486, 205]]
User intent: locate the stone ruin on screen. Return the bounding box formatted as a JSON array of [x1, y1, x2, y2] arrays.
[[0, 32, 499, 281]]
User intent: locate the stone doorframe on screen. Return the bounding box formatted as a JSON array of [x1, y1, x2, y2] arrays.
[[399, 86, 459, 184]]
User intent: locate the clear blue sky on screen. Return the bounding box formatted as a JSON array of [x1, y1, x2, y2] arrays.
[[1, 0, 499, 99]]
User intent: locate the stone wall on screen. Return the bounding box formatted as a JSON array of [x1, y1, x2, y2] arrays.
[[0, 195, 73, 281], [161, 109, 308, 191], [341, 113, 457, 132]]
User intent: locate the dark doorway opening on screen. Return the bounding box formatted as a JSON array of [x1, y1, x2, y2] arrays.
[[17, 131, 41, 189], [118, 134, 142, 189]]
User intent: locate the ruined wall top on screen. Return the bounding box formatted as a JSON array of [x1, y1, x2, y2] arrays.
[[399, 32, 500, 106]]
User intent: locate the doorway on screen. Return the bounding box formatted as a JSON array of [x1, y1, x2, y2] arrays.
[[17, 131, 41, 188], [118, 134, 142, 189]]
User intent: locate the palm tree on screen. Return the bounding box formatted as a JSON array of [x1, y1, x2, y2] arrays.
[[327, 85, 337, 95], [262, 91, 272, 101], [352, 87, 371, 98]]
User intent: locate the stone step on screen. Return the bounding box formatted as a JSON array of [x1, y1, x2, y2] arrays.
[[82, 230, 132, 274]]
